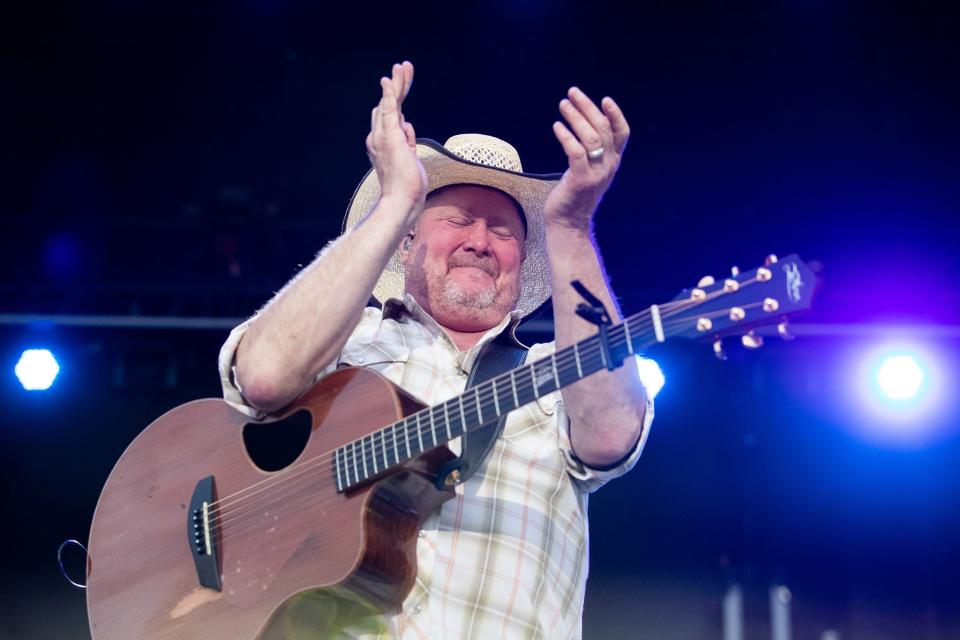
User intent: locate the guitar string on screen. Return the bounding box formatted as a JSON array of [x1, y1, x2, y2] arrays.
[[206, 277, 765, 521], [206, 299, 759, 539], [211, 306, 712, 541], [206, 316, 632, 519], [206, 335, 614, 536], [206, 280, 766, 529], [93, 277, 777, 591]]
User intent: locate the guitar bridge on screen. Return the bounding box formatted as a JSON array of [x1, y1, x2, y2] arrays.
[[187, 475, 222, 591]]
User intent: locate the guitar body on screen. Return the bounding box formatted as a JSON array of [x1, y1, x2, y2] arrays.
[[86, 367, 456, 639]]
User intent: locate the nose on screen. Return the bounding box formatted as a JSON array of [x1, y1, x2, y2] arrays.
[[462, 220, 491, 255]]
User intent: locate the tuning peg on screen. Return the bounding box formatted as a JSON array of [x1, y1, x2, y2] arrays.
[[777, 320, 795, 341], [697, 275, 716, 288], [731, 266, 740, 276], [713, 338, 727, 361], [741, 331, 764, 349], [764, 254, 779, 266]]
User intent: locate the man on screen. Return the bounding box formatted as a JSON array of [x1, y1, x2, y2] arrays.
[[219, 61, 652, 639]]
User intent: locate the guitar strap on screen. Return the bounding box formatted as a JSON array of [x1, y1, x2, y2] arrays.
[[435, 327, 528, 490]]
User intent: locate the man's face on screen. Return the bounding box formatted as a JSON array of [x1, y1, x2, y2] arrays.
[[401, 185, 526, 332]]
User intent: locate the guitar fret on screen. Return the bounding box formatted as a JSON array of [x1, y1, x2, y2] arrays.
[[335, 448, 343, 492], [574, 344, 583, 378], [361, 439, 369, 478], [391, 423, 399, 464], [475, 387, 483, 423], [459, 395, 467, 433], [415, 413, 424, 453], [429, 409, 437, 446], [492, 379, 500, 415], [370, 434, 378, 474], [351, 441, 360, 485], [510, 372, 519, 408], [598, 340, 608, 369], [403, 419, 411, 459], [529, 366, 538, 397], [381, 430, 388, 470], [624, 319, 634, 354], [551, 354, 560, 388]]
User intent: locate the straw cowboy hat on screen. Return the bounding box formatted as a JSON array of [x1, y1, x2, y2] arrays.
[[342, 134, 563, 318]]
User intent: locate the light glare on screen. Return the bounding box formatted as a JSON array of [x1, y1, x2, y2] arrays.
[[15, 349, 60, 391], [876, 355, 924, 400], [636, 356, 665, 399]]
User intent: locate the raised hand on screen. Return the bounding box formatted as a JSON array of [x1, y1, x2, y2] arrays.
[[543, 87, 631, 231], [365, 61, 428, 228]]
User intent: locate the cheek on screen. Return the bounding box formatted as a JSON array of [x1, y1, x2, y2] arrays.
[[496, 244, 524, 276]]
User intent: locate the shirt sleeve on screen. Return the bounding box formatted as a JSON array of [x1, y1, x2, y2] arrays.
[[217, 318, 267, 419], [217, 307, 388, 421], [526, 341, 655, 493]]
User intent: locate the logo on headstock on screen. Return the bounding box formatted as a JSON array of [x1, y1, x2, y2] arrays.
[[783, 263, 803, 303]]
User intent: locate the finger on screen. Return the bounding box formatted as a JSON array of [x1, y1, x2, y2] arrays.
[[559, 98, 605, 157], [568, 87, 611, 136], [552, 120, 589, 172], [371, 106, 378, 134], [398, 60, 414, 106], [379, 77, 400, 131], [390, 63, 404, 107], [402, 121, 416, 147], [601, 96, 630, 153], [567, 86, 614, 153]]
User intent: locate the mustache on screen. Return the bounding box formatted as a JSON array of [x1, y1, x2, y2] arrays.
[[447, 255, 498, 278]]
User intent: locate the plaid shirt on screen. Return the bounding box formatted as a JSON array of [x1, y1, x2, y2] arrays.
[[219, 295, 653, 639]]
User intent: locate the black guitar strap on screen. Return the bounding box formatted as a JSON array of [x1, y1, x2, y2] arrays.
[[435, 327, 528, 490]]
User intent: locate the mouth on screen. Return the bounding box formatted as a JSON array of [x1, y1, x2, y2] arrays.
[[449, 264, 497, 279]]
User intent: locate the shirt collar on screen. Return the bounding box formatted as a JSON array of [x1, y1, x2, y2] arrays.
[[383, 293, 523, 369]]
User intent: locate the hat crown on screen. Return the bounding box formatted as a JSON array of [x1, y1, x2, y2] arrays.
[[443, 134, 523, 173]]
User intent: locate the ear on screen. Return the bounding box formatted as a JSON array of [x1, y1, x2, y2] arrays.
[[398, 234, 415, 266]]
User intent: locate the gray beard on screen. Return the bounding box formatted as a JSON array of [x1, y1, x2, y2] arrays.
[[440, 278, 498, 310]]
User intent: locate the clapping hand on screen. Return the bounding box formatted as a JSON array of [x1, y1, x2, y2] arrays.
[[544, 87, 631, 231], [365, 61, 428, 229]]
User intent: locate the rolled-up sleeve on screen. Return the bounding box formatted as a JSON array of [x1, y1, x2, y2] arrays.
[[527, 342, 655, 493], [217, 318, 266, 419]]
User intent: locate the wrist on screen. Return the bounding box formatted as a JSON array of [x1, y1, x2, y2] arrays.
[[373, 194, 424, 232]]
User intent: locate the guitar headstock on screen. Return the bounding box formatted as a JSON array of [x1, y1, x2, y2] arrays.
[[659, 254, 816, 355]]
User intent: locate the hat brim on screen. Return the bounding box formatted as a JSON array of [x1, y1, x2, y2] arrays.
[[342, 138, 562, 319]]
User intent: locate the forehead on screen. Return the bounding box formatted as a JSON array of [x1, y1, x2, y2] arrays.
[[423, 185, 525, 230]]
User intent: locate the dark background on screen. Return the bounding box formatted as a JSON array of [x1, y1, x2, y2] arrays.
[[2, 1, 959, 638]]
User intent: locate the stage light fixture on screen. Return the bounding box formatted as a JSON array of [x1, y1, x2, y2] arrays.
[[876, 355, 924, 400], [15, 349, 60, 391], [636, 356, 665, 399]]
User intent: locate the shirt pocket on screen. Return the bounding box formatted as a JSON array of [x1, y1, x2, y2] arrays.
[[338, 341, 410, 388]]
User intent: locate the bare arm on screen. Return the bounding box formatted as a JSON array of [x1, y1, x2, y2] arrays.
[[543, 87, 647, 467], [235, 62, 427, 413]]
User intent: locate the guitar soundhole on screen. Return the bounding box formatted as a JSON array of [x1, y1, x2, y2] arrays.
[[242, 410, 312, 471]]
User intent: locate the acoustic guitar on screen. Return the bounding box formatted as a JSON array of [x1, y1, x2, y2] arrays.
[[85, 255, 815, 638]]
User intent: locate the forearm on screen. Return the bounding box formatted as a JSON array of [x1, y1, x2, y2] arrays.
[[235, 196, 415, 412], [546, 222, 647, 467]]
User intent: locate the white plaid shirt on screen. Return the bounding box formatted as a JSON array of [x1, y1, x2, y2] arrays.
[[219, 295, 653, 639]]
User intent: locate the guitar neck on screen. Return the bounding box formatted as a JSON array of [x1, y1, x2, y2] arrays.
[[332, 308, 657, 492]]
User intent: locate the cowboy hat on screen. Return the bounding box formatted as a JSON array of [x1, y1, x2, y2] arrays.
[[342, 134, 562, 318]]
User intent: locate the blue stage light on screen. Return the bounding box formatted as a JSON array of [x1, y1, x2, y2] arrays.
[[636, 356, 665, 399], [876, 355, 924, 400], [843, 341, 954, 447], [15, 349, 60, 391]]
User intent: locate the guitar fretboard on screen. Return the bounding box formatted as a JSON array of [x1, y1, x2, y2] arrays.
[[333, 307, 658, 492]]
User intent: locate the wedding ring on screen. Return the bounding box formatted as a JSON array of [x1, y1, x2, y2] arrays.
[[587, 147, 605, 160]]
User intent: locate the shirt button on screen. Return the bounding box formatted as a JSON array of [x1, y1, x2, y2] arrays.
[[412, 604, 423, 615], [418, 530, 426, 538], [356, 356, 365, 363]]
